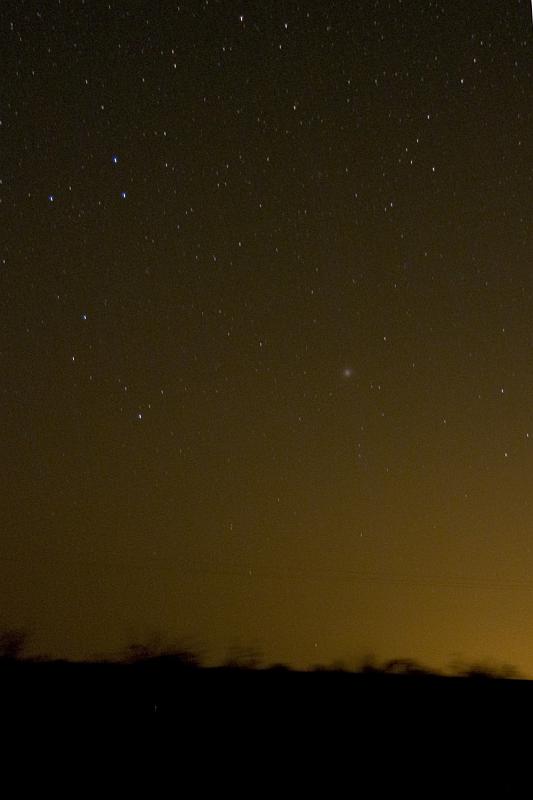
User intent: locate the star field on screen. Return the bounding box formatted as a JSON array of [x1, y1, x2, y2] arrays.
[[2, 0, 533, 671]]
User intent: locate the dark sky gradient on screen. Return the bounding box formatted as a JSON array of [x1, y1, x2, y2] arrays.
[[2, 0, 533, 671]]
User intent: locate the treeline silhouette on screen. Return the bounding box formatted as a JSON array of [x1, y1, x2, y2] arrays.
[[2, 626, 532, 794], [0, 624, 523, 679]]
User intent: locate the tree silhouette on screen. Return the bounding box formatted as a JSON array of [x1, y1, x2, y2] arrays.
[[122, 633, 201, 668], [0, 628, 28, 660], [222, 644, 263, 670]]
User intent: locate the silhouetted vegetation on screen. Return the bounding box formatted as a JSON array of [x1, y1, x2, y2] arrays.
[[0, 627, 29, 660], [0, 624, 524, 681], [221, 644, 263, 670], [0, 628, 530, 793], [123, 641, 202, 669]]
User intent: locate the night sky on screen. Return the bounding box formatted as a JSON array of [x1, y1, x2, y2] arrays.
[[2, 0, 533, 672]]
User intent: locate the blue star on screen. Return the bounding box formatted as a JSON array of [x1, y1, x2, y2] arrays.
[[112, 155, 118, 164], [121, 191, 127, 199]]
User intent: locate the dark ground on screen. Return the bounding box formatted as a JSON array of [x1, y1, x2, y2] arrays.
[[2, 659, 531, 795]]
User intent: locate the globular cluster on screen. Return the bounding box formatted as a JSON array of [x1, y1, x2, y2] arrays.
[[2, 1, 533, 671]]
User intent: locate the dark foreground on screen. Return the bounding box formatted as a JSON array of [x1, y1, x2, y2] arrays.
[[3, 659, 531, 795]]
